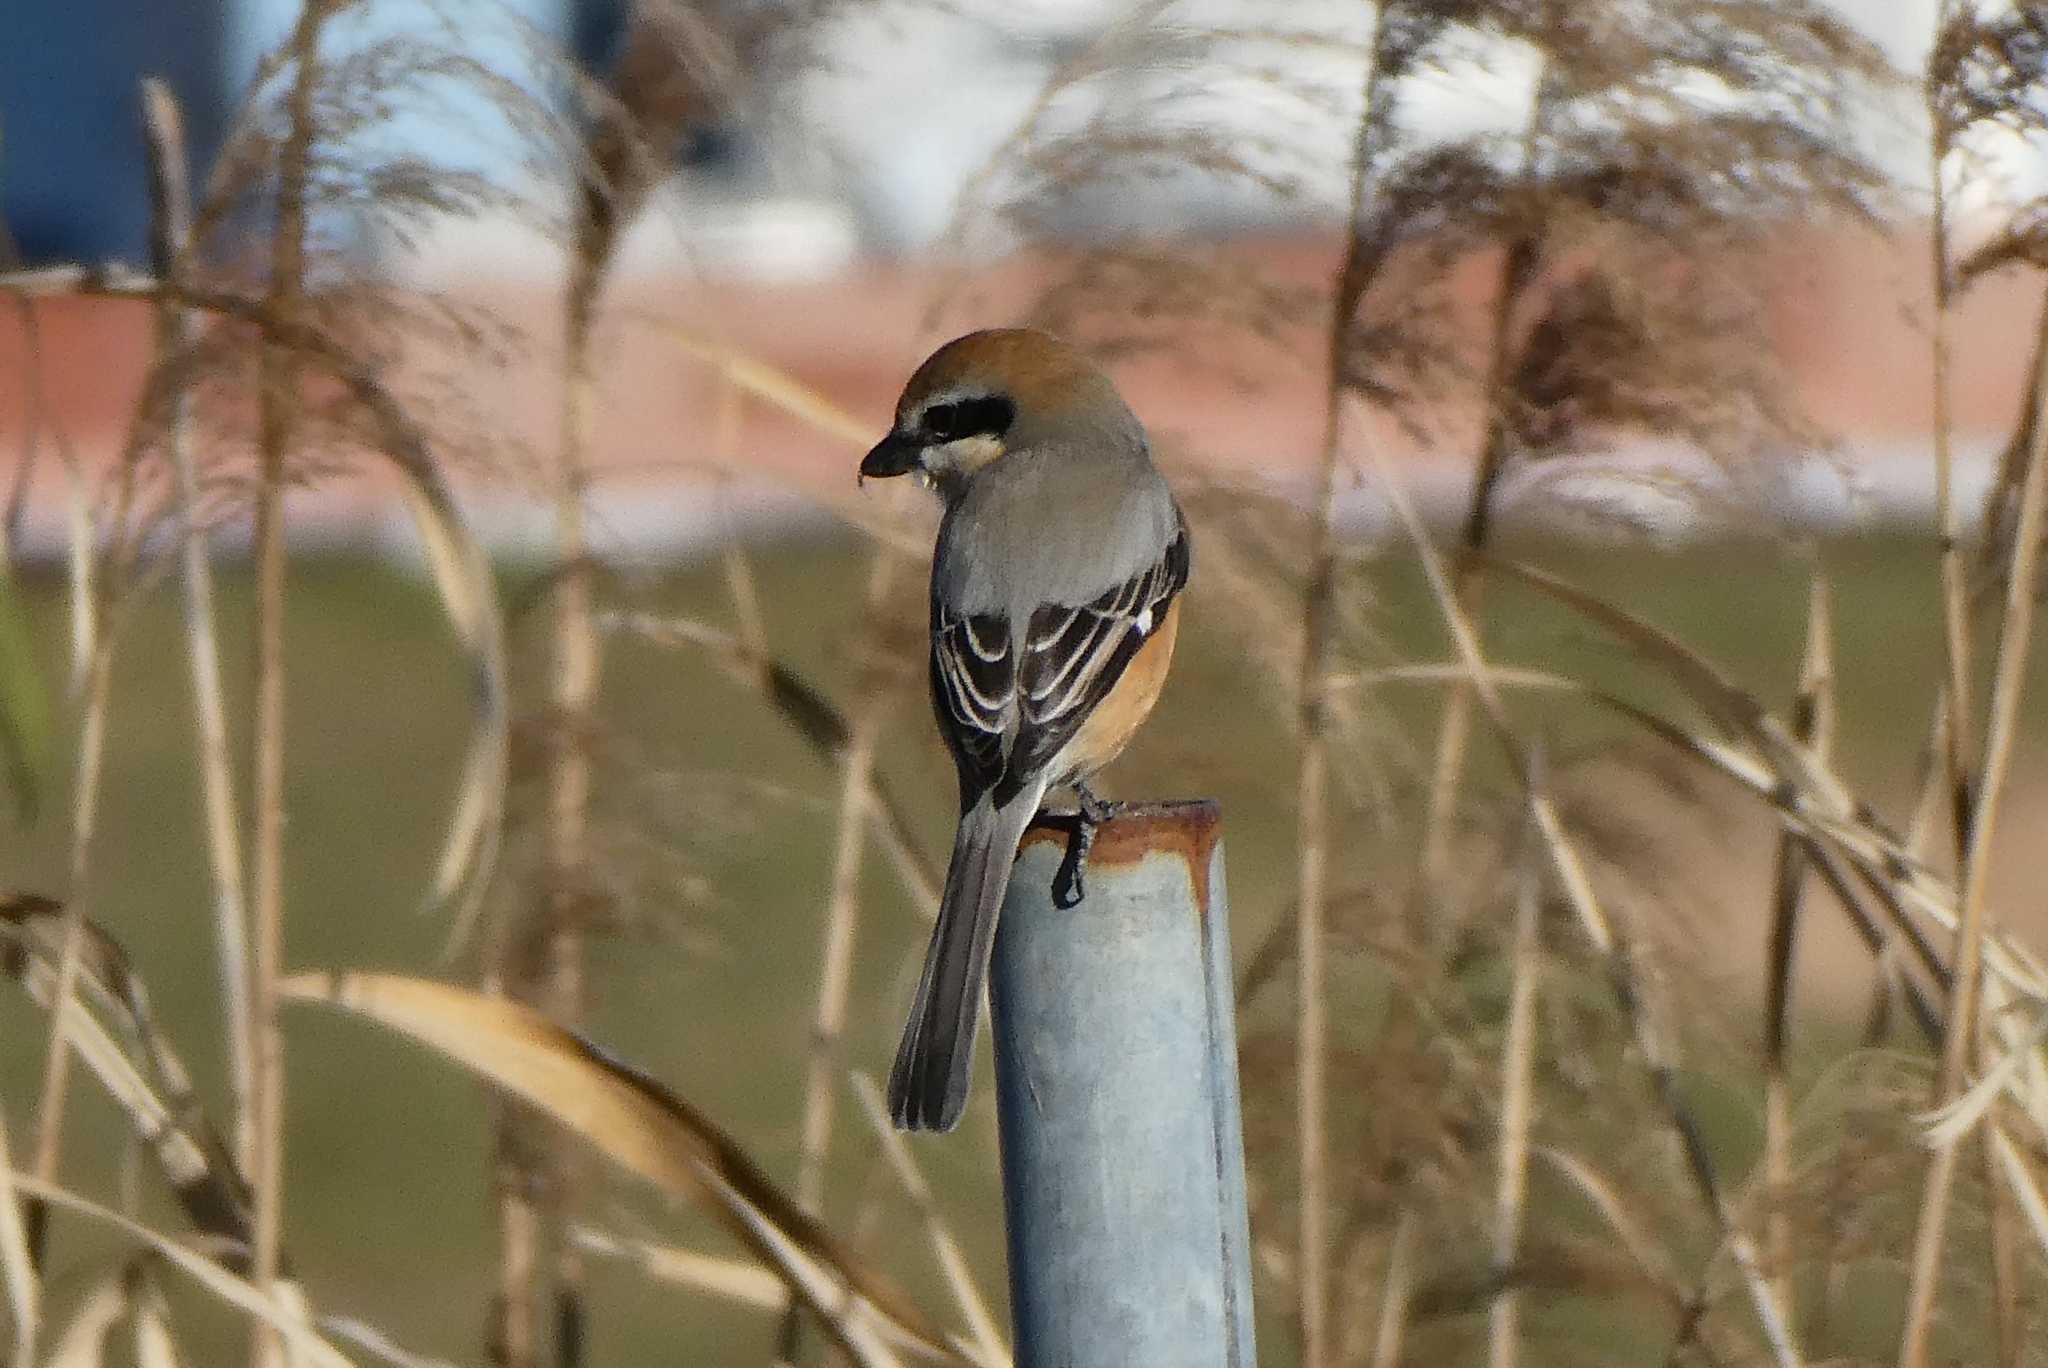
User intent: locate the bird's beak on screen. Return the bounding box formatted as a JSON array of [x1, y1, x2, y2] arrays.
[[859, 433, 922, 483]]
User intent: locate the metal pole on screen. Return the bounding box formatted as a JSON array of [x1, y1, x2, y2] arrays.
[[990, 799, 1256, 1368]]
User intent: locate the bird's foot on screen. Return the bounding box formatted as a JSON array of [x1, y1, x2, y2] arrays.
[[1051, 783, 1124, 908], [1077, 782, 1125, 827]]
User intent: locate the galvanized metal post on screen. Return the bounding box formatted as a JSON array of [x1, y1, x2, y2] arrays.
[[990, 799, 1256, 1368]]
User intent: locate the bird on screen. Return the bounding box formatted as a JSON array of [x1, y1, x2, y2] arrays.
[[859, 327, 1191, 1133]]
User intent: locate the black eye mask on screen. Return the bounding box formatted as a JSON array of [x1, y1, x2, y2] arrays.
[[923, 395, 1016, 443]]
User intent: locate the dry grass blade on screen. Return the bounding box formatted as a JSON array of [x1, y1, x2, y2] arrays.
[[130, 1266, 182, 1368], [1926, 1005, 2048, 1147], [1612, 701, 2013, 999], [248, 12, 328, 1341], [1978, 975, 2031, 1367], [1923, 0, 1974, 887], [1481, 557, 1773, 744], [1533, 1147, 1682, 1295], [1351, 661, 1960, 1043], [1988, 1126, 2048, 1258], [1478, 560, 1979, 972], [1337, 663, 1587, 695], [1362, 471, 1609, 955], [1762, 570, 1833, 1330], [41, 1268, 124, 1368], [1291, 15, 1408, 1355], [0, 895, 250, 1253], [1369, 1210, 1416, 1368], [1487, 833, 1542, 1368], [139, 74, 255, 1180], [0, 266, 509, 931], [848, 1076, 1008, 1368], [318, 1316, 461, 1368], [62, 473, 92, 686], [1420, 16, 1558, 896], [599, 609, 940, 916], [573, 1226, 782, 1309], [278, 973, 960, 1365], [795, 555, 899, 1219], [387, 467, 506, 930], [9, 1177, 352, 1368], [1900, 284, 2048, 1366], [0, 1100, 35, 1364], [633, 317, 873, 446], [1367, 453, 1803, 1365], [32, 472, 116, 1256], [1484, 556, 2048, 1014], [626, 314, 925, 557], [781, 551, 906, 1364]]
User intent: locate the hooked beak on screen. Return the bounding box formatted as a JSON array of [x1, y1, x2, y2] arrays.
[[859, 433, 922, 483]]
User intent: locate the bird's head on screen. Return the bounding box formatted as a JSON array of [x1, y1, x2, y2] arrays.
[[859, 328, 1135, 497]]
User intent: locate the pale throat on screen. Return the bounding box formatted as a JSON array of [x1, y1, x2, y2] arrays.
[[922, 433, 1006, 500]]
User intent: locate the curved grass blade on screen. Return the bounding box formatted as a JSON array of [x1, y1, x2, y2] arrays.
[[624, 314, 927, 558], [0, 266, 507, 928], [0, 895, 250, 1254], [41, 1267, 123, 1368], [573, 1226, 782, 1308], [9, 1178, 351, 1368], [130, 1264, 182, 1368], [1367, 453, 1804, 1367], [0, 1101, 35, 1365], [1478, 558, 2035, 970], [279, 972, 961, 1366], [1480, 557, 1780, 748], [849, 1075, 1008, 1368], [1532, 1147, 1682, 1296], [1481, 557, 2048, 1143], [317, 1317, 460, 1368]]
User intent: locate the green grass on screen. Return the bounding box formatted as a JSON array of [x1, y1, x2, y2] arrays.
[[0, 530, 2031, 1363]]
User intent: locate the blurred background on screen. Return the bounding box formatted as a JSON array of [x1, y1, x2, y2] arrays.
[[4, 2, 2048, 1366], [0, 0, 1959, 263], [2, 0, 2042, 554]]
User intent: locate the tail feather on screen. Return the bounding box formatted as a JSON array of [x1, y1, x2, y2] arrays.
[[888, 790, 1042, 1131]]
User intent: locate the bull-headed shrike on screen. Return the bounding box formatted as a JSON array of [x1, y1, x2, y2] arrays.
[[860, 328, 1190, 1132]]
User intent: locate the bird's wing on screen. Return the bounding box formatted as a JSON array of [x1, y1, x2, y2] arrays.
[[930, 522, 1190, 810], [929, 608, 1013, 804]]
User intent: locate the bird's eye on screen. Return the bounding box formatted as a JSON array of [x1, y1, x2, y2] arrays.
[[922, 396, 1015, 443]]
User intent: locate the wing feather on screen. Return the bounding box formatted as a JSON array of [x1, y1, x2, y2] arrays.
[[928, 522, 1190, 811]]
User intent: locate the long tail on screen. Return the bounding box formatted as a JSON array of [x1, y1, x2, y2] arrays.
[[887, 787, 1043, 1132]]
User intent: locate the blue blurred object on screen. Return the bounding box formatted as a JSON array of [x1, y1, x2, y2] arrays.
[[0, 0, 225, 262]]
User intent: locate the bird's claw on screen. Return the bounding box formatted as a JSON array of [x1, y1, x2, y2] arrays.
[[1077, 784, 1124, 826], [1051, 823, 1094, 908], [1051, 784, 1123, 908]]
